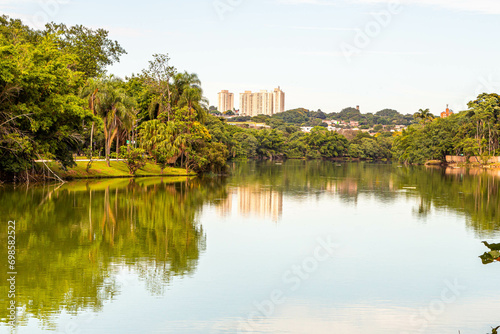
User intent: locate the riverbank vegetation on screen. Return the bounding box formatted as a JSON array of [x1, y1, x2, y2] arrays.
[[2, 15, 500, 182], [392, 93, 500, 164]]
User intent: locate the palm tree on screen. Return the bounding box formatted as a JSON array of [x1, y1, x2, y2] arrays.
[[139, 120, 180, 173], [173, 72, 208, 122], [413, 108, 435, 126], [94, 77, 135, 167], [80, 79, 100, 171]]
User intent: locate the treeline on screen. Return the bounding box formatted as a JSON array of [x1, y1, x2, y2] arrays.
[[206, 117, 394, 160], [0, 16, 228, 181], [2, 15, 497, 182], [224, 107, 414, 129], [392, 94, 500, 164], [0, 15, 398, 182]]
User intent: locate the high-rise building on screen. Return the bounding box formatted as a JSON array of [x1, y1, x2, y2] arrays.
[[240, 91, 253, 116], [218, 90, 234, 113], [239, 87, 285, 117], [273, 87, 285, 114]]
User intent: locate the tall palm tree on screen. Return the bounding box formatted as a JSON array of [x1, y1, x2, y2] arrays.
[[173, 72, 208, 122], [414, 108, 435, 126], [94, 77, 135, 167], [80, 79, 101, 171]]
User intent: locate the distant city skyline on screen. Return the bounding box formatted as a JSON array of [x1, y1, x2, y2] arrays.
[[239, 87, 285, 116], [3, 0, 500, 116]]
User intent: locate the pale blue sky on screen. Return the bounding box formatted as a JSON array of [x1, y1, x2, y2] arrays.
[[2, 0, 500, 115]]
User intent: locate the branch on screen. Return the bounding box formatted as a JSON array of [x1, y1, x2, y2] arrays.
[[36, 154, 65, 183]]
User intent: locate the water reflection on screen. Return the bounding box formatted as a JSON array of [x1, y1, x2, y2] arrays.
[[479, 241, 500, 265], [1, 161, 500, 332], [0, 177, 227, 328], [226, 162, 500, 236], [217, 186, 283, 222]]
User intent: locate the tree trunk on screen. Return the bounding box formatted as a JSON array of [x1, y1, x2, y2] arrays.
[[87, 122, 94, 172]]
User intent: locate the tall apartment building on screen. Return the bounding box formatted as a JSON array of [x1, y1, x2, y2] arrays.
[[239, 87, 285, 117], [218, 90, 234, 113], [273, 87, 285, 114]]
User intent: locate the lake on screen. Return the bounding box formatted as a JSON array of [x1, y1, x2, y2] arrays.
[[1, 161, 499, 334]]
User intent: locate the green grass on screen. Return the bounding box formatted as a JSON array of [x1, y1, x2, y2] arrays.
[[41, 160, 194, 180]]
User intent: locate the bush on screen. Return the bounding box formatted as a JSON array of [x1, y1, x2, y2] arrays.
[[119, 146, 146, 175]]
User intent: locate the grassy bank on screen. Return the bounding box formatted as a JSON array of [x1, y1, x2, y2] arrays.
[[42, 161, 194, 180]]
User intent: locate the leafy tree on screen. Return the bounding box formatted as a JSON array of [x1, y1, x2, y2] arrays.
[[142, 54, 177, 121], [120, 146, 146, 175], [0, 22, 94, 179], [306, 127, 348, 158], [233, 132, 258, 158], [43, 23, 126, 79], [139, 119, 179, 173], [254, 129, 285, 159], [465, 93, 500, 157], [413, 108, 435, 125]]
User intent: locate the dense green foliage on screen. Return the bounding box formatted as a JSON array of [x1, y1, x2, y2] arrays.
[[2, 15, 499, 182], [0, 177, 225, 325], [393, 93, 500, 164], [226, 107, 414, 129], [2, 162, 499, 326], [0, 17, 95, 178], [0, 16, 227, 181]]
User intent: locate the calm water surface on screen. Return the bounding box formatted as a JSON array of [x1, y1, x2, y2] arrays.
[[1, 161, 499, 333]]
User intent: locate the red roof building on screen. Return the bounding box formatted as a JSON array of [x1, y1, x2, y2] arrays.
[[441, 105, 453, 118]]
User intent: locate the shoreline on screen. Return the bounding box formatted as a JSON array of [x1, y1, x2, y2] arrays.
[[43, 161, 195, 181]]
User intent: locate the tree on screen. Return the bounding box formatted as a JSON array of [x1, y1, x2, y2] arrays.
[[414, 108, 435, 126], [43, 23, 126, 79], [93, 77, 135, 167], [232, 132, 258, 158], [0, 22, 94, 180], [120, 146, 146, 175], [465, 93, 500, 157], [172, 72, 208, 122], [254, 129, 285, 160], [139, 119, 179, 173], [142, 54, 177, 121], [306, 127, 348, 158], [80, 78, 104, 171]]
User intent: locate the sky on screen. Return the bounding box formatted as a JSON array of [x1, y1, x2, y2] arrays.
[[2, 0, 500, 115]]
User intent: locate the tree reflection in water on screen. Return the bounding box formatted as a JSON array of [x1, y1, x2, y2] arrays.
[[0, 177, 227, 328], [479, 241, 500, 265], [1, 161, 500, 330]]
